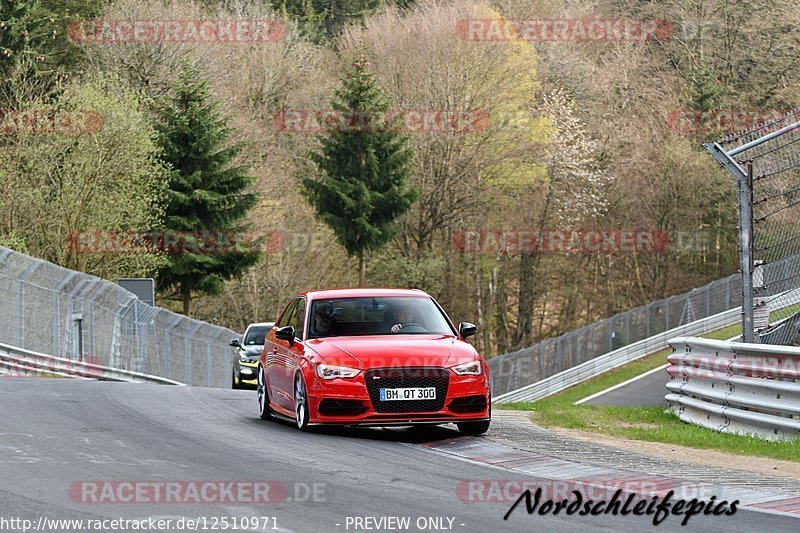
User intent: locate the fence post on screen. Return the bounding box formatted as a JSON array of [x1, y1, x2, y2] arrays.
[[164, 315, 184, 379], [184, 322, 204, 385], [17, 262, 39, 349], [53, 272, 78, 356]]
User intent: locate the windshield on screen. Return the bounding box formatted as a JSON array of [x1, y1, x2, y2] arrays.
[[243, 326, 269, 346], [307, 297, 454, 339]]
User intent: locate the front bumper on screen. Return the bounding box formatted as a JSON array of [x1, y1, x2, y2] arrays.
[[307, 367, 490, 425], [236, 360, 259, 386]]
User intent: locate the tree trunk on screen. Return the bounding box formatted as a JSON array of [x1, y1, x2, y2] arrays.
[[358, 252, 366, 287], [513, 183, 554, 348], [493, 259, 510, 354], [182, 286, 191, 316]]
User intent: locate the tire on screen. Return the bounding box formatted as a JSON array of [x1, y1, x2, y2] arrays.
[[256, 365, 272, 420], [457, 400, 491, 435], [294, 372, 310, 431], [232, 368, 241, 389], [457, 420, 490, 436]]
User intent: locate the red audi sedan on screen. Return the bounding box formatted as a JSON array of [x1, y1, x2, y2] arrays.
[[256, 288, 490, 435]]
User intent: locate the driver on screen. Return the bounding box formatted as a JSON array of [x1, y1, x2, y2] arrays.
[[390, 305, 416, 333], [313, 304, 334, 335]]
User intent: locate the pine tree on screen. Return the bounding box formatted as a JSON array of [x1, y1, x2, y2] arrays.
[[155, 62, 260, 316], [270, 0, 382, 42], [302, 53, 416, 286], [0, 0, 104, 106], [0, 0, 55, 105]]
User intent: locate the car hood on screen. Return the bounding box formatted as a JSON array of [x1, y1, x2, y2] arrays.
[[305, 335, 477, 369], [239, 345, 264, 358]]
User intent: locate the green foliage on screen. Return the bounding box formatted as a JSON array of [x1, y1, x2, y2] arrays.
[[270, 0, 383, 42], [302, 53, 416, 280], [0, 72, 167, 278], [0, 0, 105, 104], [0, 0, 56, 102], [688, 62, 725, 112], [368, 251, 445, 293], [155, 62, 260, 314]]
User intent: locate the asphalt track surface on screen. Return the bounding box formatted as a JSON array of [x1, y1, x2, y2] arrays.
[[1, 378, 797, 533], [580, 365, 670, 407]]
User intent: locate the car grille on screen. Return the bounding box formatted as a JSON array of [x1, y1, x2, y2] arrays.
[[364, 367, 449, 413]]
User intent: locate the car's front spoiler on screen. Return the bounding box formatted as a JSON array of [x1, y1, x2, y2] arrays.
[[309, 417, 490, 427]]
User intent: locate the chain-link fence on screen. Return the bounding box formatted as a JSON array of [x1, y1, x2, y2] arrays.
[[489, 274, 742, 396], [0, 246, 240, 387], [707, 110, 800, 344]]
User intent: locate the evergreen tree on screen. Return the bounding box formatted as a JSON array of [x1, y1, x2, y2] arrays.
[[155, 63, 260, 316], [302, 53, 416, 286], [0, 0, 55, 104], [270, 0, 382, 42], [0, 0, 105, 106]]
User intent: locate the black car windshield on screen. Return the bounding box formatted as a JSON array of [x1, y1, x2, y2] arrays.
[[307, 297, 454, 339], [244, 326, 269, 345]]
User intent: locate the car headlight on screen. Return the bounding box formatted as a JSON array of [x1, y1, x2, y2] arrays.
[[451, 360, 483, 376], [316, 364, 361, 380], [239, 355, 251, 363]]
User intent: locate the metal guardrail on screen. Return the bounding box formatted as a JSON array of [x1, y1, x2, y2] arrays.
[[488, 275, 742, 397], [493, 307, 740, 404], [493, 288, 800, 404], [0, 342, 185, 385], [666, 336, 800, 440]]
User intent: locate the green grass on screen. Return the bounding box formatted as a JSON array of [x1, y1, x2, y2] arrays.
[[497, 322, 800, 461]]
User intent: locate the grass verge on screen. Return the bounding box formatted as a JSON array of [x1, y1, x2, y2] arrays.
[[497, 323, 800, 461]]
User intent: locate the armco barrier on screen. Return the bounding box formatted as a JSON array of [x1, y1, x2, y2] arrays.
[[666, 336, 800, 440], [0, 342, 184, 385], [488, 275, 742, 397], [493, 307, 738, 404], [493, 288, 800, 404]]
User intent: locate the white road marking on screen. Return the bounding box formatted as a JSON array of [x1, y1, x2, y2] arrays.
[[573, 363, 668, 405]]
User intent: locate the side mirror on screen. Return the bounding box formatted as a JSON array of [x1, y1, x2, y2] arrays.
[[229, 338, 241, 348], [459, 322, 477, 339], [275, 325, 295, 345]]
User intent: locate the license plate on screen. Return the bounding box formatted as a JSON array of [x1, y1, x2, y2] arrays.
[[379, 387, 436, 401]]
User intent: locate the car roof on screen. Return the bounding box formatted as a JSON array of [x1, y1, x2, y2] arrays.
[[302, 288, 430, 300], [245, 322, 275, 329]]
